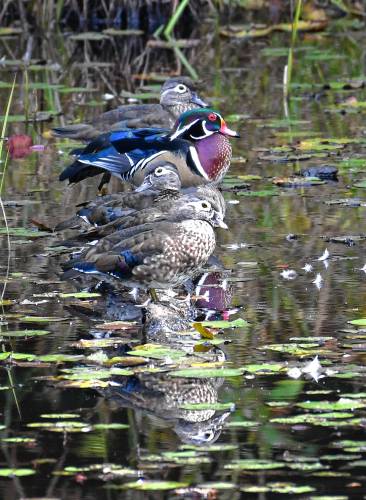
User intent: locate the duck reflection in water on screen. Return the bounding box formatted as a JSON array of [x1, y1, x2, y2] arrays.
[[70, 272, 234, 445], [103, 372, 231, 446]]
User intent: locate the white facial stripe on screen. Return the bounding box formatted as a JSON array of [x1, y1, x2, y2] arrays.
[[189, 120, 216, 140], [169, 118, 201, 141], [189, 146, 209, 180]]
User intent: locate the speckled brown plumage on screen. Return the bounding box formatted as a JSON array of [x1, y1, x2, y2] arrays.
[[62, 195, 226, 289]]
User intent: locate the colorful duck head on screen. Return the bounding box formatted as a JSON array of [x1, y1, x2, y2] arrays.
[[169, 108, 239, 142]]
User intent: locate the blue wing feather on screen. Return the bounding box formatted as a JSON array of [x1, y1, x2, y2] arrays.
[[60, 126, 187, 184]]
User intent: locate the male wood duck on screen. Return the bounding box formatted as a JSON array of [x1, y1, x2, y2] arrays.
[[62, 196, 226, 289], [59, 109, 239, 189], [52, 77, 208, 141], [59, 185, 226, 246], [55, 162, 182, 231]]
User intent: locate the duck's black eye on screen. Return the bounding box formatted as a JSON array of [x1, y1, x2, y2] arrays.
[[177, 84, 187, 93], [155, 167, 165, 176], [201, 201, 211, 210]]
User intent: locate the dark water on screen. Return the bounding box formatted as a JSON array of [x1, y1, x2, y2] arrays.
[[1, 18, 366, 500]]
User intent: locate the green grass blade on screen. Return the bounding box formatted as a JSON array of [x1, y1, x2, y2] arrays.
[[285, 0, 303, 98]]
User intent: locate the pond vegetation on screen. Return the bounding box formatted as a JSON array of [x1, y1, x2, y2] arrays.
[[1, 1, 366, 498]]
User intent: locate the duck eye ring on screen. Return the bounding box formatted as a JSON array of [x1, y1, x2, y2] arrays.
[[177, 84, 187, 92], [155, 167, 165, 176], [201, 201, 211, 210], [208, 113, 217, 121]]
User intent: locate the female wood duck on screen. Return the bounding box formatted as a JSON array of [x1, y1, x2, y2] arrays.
[[60, 185, 226, 246], [52, 77, 207, 141], [103, 371, 230, 445], [55, 162, 182, 231], [62, 196, 226, 290], [59, 109, 239, 189]]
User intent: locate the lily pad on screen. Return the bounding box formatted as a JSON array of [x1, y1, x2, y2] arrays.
[[40, 413, 80, 419], [93, 423, 129, 430], [0, 329, 50, 337], [242, 483, 315, 494], [59, 292, 101, 299], [1, 437, 36, 444], [0, 228, 50, 238], [354, 180, 366, 188], [198, 318, 248, 329], [297, 398, 366, 411], [0, 468, 35, 477], [27, 421, 91, 432], [121, 480, 189, 491], [225, 459, 285, 470], [19, 316, 67, 323], [348, 318, 366, 326]]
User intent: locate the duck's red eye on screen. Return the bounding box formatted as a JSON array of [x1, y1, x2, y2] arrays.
[[208, 113, 217, 121]]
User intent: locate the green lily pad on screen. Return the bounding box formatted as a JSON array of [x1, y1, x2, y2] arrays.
[[237, 189, 279, 197], [288, 462, 325, 471], [59, 292, 101, 299], [242, 483, 315, 494], [0, 228, 50, 238], [243, 363, 286, 374], [198, 318, 249, 329], [93, 423, 129, 430], [0, 330, 50, 337], [348, 318, 366, 326], [40, 413, 80, 419], [127, 345, 185, 360], [37, 354, 83, 363], [260, 343, 328, 356], [297, 398, 366, 411], [19, 316, 67, 323], [198, 482, 235, 490], [225, 420, 259, 428], [309, 496, 348, 500], [225, 459, 285, 470], [0, 299, 14, 306], [0, 468, 35, 477], [1, 437, 36, 443], [271, 412, 354, 425], [354, 181, 366, 189], [121, 480, 189, 491], [60, 368, 131, 380], [27, 421, 91, 432]]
